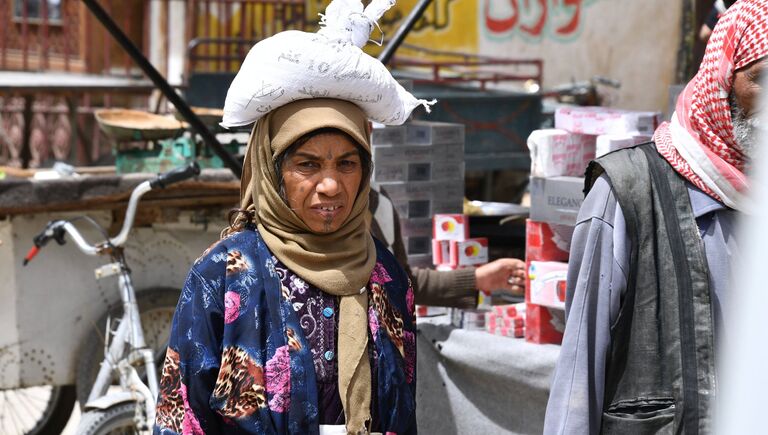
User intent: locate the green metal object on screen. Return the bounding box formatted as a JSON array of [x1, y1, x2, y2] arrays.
[[115, 137, 240, 174]]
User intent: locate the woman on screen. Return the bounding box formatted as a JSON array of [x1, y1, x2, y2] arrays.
[[154, 99, 416, 434]]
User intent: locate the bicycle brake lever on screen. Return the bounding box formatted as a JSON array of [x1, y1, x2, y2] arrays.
[[23, 221, 66, 266], [52, 225, 67, 246]]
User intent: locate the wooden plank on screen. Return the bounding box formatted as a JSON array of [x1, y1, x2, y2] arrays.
[[0, 168, 239, 216], [0, 193, 240, 216]]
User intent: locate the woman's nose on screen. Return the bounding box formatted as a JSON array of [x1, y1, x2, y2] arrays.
[[316, 172, 341, 196]]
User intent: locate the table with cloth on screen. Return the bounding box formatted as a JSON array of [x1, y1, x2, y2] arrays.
[[416, 319, 560, 434]]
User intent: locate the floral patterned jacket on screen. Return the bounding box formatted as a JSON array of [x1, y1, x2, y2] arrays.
[[153, 227, 417, 434]]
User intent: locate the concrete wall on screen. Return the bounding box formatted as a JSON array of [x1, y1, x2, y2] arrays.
[[382, 0, 684, 112]]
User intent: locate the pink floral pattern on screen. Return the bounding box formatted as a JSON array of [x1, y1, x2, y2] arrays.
[[224, 291, 241, 324], [370, 261, 392, 285], [179, 383, 205, 435], [406, 284, 414, 317], [265, 345, 291, 412], [369, 306, 381, 341]]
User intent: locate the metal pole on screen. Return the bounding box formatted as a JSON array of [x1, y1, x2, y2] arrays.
[[81, 0, 243, 179], [377, 0, 434, 65]]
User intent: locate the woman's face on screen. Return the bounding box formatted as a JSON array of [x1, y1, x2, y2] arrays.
[[280, 131, 364, 233]]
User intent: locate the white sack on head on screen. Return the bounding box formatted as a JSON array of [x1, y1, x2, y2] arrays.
[[221, 0, 434, 127]]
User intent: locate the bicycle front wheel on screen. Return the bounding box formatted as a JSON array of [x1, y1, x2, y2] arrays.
[[77, 402, 142, 435], [0, 384, 76, 435]]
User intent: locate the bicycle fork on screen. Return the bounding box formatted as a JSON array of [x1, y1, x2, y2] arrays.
[[86, 262, 159, 428]]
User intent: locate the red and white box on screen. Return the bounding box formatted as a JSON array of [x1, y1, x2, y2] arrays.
[[450, 238, 489, 266], [493, 303, 526, 319], [485, 305, 526, 338], [432, 239, 451, 266], [527, 129, 596, 178], [525, 303, 565, 345], [498, 326, 525, 338], [433, 214, 469, 241], [526, 220, 573, 262], [555, 106, 662, 136], [527, 261, 568, 310]]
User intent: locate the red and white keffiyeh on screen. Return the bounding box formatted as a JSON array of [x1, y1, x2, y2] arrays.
[[653, 0, 768, 211]]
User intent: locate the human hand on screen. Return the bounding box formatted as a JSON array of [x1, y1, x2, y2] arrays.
[[475, 258, 526, 295]]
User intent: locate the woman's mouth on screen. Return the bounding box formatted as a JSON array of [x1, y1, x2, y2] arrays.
[[313, 204, 343, 219]]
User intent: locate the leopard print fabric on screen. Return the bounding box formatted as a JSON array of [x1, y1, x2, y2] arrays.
[[155, 348, 184, 432], [211, 346, 268, 419], [370, 282, 405, 357], [286, 327, 302, 352], [226, 251, 249, 276]]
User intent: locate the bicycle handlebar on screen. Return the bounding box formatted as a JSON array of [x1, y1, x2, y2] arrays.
[[149, 162, 201, 189], [24, 162, 202, 264]]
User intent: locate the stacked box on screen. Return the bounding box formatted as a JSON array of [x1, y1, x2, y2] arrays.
[[525, 303, 566, 344], [527, 129, 596, 178], [524, 107, 659, 344], [485, 303, 527, 338], [372, 121, 466, 269], [428, 214, 497, 328], [554, 107, 662, 136]]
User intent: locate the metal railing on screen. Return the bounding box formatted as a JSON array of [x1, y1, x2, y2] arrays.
[[389, 43, 543, 91], [186, 0, 306, 74]]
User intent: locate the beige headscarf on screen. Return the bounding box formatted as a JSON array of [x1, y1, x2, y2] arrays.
[[239, 98, 376, 434]]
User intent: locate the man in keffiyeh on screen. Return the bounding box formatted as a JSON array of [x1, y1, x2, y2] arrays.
[[544, 1, 767, 434]]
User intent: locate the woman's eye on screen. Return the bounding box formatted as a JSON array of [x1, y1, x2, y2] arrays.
[[339, 160, 358, 170], [297, 161, 320, 169]]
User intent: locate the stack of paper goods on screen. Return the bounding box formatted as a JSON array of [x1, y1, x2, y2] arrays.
[[485, 303, 527, 338], [372, 121, 466, 269]]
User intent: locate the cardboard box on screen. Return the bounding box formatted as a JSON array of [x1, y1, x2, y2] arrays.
[[392, 196, 464, 218], [527, 129, 596, 178], [526, 220, 573, 262], [375, 181, 465, 201], [450, 238, 489, 266], [555, 107, 662, 136], [407, 253, 433, 269], [433, 214, 469, 241], [525, 303, 565, 345], [529, 176, 585, 226], [499, 326, 525, 338], [373, 160, 464, 183], [405, 236, 431, 256], [371, 124, 407, 145], [486, 308, 526, 338], [372, 142, 464, 162], [595, 134, 653, 158], [394, 199, 432, 219], [406, 120, 465, 145], [527, 261, 568, 310], [400, 217, 432, 237]]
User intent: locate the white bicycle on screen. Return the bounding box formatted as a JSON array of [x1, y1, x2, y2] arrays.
[[23, 162, 200, 435]]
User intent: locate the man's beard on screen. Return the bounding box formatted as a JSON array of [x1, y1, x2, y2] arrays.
[[730, 94, 761, 159]]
